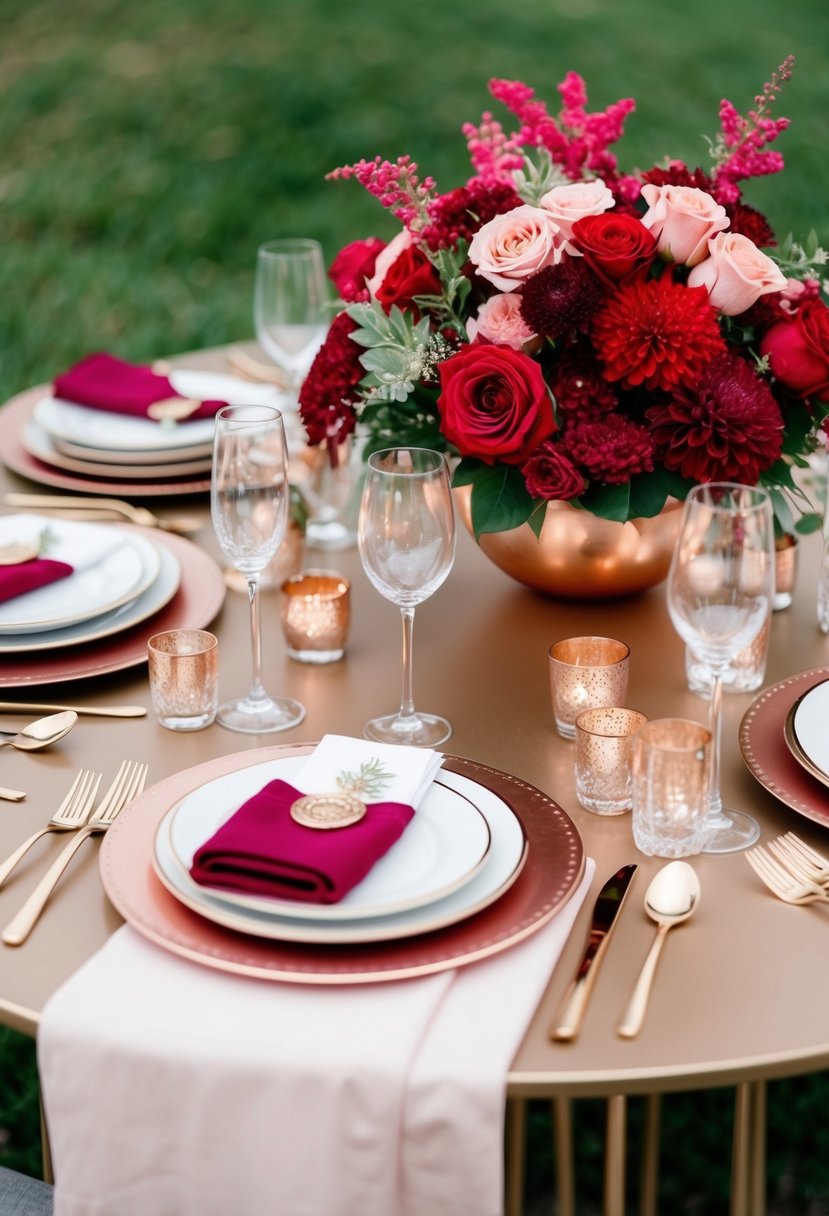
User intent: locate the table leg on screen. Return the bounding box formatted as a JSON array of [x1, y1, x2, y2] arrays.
[[504, 1097, 526, 1216], [639, 1093, 661, 1216], [749, 1081, 767, 1216], [553, 1097, 576, 1216], [39, 1093, 53, 1185], [730, 1081, 766, 1216], [604, 1094, 627, 1216]]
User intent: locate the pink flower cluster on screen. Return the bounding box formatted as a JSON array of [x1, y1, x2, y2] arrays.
[[327, 155, 435, 228], [711, 56, 793, 203]]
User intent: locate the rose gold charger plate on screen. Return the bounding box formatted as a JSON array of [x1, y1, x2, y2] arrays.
[[0, 527, 225, 687], [739, 667, 829, 829], [0, 387, 211, 497], [100, 746, 586, 985]]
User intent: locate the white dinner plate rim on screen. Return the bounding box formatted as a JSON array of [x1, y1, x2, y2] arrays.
[[792, 678, 829, 781], [23, 423, 213, 479]]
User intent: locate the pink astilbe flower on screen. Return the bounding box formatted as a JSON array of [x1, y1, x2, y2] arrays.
[[488, 74, 635, 185], [710, 57, 793, 203], [461, 112, 525, 186], [328, 155, 436, 229]]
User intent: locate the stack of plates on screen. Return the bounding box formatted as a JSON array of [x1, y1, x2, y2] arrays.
[[152, 754, 529, 946], [13, 370, 285, 497], [0, 514, 182, 659], [785, 678, 829, 790]]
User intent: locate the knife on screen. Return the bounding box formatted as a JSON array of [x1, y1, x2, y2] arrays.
[[549, 863, 637, 1042]]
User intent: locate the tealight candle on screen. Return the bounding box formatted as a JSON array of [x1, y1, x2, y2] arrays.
[[280, 570, 350, 664]]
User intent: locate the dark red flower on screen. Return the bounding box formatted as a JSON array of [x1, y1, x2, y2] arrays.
[[562, 414, 656, 484], [570, 212, 658, 286], [328, 238, 385, 302], [591, 276, 727, 392], [422, 180, 523, 250], [548, 348, 618, 422], [641, 163, 714, 193], [437, 343, 556, 465], [646, 356, 784, 483], [522, 440, 586, 499], [726, 202, 776, 248], [760, 298, 829, 400], [519, 259, 603, 340], [298, 312, 361, 446], [374, 243, 442, 315]]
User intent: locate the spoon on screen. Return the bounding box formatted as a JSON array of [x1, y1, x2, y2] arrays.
[[616, 860, 701, 1039], [0, 711, 78, 752]]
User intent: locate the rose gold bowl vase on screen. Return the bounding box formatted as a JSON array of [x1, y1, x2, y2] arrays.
[[454, 486, 683, 599]]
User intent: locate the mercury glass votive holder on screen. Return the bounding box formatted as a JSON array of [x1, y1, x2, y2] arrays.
[[631, 717, 711, 858], [280, 570, 350, 664], [574, 707, 648, 815], [147, 629, 219, 731], [548, 636, 631, 740]]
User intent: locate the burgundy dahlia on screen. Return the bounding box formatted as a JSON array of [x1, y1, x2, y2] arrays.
[[548, 348, 618, 423], [645, 356, 784, 484], [298, 312, 362, 446], [421, 180, 523, 250], [519, 260, 603, 341], [726, 201, 776, 248], [562, 414, 656, 484]]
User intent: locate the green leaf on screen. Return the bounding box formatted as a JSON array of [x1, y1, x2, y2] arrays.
[[576, 482, 631, 522], [461, 464, 534, 537], [795, 513, 822, 535], [527, 500, 548, 539]]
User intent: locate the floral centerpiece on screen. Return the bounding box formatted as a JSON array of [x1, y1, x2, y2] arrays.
[[299, 58, 829, 551]]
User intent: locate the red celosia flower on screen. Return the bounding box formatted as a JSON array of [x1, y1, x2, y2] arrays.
[[645, 356, 784, 483], [519, 259, 603, 340], [726, 201, 776, 248], [562, 414, 656, 484], [298, 313, 361, 446], [522, 439, 586, 499], [421, 180, 523, 250], [591, 277, 727, 392], [548, 348, 618, 422]]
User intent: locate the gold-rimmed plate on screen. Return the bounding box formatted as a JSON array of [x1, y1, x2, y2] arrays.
[[785, 679, 829, 790]]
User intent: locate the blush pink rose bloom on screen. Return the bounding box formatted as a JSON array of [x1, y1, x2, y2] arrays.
[[539, 179, 615, 239], [466, 292, 537, 350], [468, 205, 565, 292], [640, 184, 730, 267], [687, 232, 787, 316]]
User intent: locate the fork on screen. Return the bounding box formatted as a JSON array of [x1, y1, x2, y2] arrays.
[[0, 770, 102, 890], [745, 845, 829, 906], [3, 493, 201, 534], [2, 761, 148, 946], [225, 347, 290, 388], [774, 833, 829, 886]]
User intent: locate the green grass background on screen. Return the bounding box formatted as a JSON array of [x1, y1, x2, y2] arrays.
[[2, 0, 829, 1209]]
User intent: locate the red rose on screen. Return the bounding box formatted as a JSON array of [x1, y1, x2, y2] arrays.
[[571, 213, 658, 286], [328, 238, 384, 302], [759, 299, 829, 400], [437, 344, 556, 465], [522, 440, 586, 500], [375, 244, 442, 315]]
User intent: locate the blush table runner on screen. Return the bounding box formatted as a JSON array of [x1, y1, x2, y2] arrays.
[[37, 862, 593, 1216]]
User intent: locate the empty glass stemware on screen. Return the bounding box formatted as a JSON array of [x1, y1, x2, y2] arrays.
[[358, 448, 456, 746], [211, 405, 305, 734], [666, 482, 774, 853], [254, 239, 329, 395]]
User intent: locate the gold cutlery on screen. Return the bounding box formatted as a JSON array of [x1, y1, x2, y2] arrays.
[[0, 701, 146, 718], [225, 347, 290, 388], [0, 711, 77, 752], [745, 844, 829, 906], [0, 788, 27, 803], [769, 833, 829, 887], [2, 760, 148, 946], [617, 862, 700, 1040], [0, 770, 101, 889], [3, 493, 202, 534]]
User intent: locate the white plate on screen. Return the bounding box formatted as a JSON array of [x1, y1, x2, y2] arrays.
[[792, 679, 829, 780], [0, 540, 179, 653], [165, 759, 491, 921], [152, 761, 527, 945], [52, 435, 214, 465], [23, 423, 213, 479], [34, 371, 283, 454], [0, 522, 160, 634]]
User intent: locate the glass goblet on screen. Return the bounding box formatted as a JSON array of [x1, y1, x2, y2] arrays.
[[211, 404, 305, 734], [358, 447, 455, 746], [666, 482, 774, 853], [253, 238, 329, 396]]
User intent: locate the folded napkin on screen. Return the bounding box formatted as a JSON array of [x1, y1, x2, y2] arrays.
[[38, 863, 594, 1216], [190, 735, 442, 904], [53, 352, 226, 421], [0, 558, 73, 605]]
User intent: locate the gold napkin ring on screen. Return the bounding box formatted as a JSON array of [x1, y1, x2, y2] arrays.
[[0, 541, 40, 566], [290, 792, 367, 830]]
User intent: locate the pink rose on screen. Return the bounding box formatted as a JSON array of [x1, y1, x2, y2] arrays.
[[687, 232, 787, 316], [466, 292, 537, 350], [468, 205, 565, 292], [640, 184, 730, 267], [539, 179, 615, 239]]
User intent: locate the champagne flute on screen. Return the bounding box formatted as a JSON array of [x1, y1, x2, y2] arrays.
[[254, 239, 329, 394], [666, 483, 774, 853], [358, 448, 456, 746], [211, 405, 305, 734]]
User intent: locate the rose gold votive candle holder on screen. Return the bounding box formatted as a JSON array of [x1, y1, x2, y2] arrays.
[[280, 569, 350, 664], [575, 707, 648, 815], [548, 636, 630, 740], [147, 629, 218, 731], [631, 717, 711, 858]]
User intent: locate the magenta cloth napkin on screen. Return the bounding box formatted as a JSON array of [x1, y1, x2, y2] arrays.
[[189, 778, 415, 904], [0, 559, 73, 605], [53, 352, 226, 421]]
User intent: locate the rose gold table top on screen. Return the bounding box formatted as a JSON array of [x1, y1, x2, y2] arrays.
[[1, 345, 828, 1098]]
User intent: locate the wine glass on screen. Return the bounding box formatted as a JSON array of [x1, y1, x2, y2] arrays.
[[358, 448, 456, 746], [666, 483, 774, 853], [211, 405, 305, 734], [254, 239, 329, 395]]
